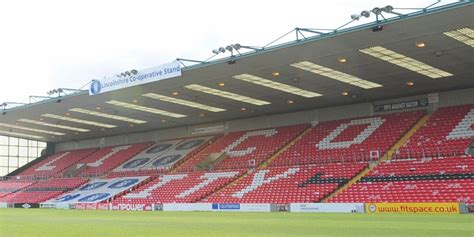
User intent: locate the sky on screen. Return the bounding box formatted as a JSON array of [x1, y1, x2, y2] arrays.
[[0, 0, 459, 104]]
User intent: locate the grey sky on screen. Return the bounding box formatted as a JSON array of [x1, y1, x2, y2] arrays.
[[0, 0, 458, 104]]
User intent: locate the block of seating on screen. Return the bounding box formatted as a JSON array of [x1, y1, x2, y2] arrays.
[[329, 156, 474, 204], [0, 180, 33, 198], [17, 148, 97, 179], [166, 135, 221, 172], [111, 170, 244, 206], [368, 156, 474, 177], [204, 163, 367, 204], [76, 142, 152, 177], [271, 111, 425, 167], [330, 179, 474, 204], [175, 124, 309, 172], [397, 104, 474, 159], [108, 136, 217, 178], [0, 177, 87, 203]]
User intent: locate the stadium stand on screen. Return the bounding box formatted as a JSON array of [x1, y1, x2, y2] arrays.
[[0, 177, 87, 203], [175, 124, 309, 172], [204, 163, 367, 204], [271, 111, 425, 166], [329, 156, 474, 204], [16, 148, 97, 179], [397, 104, 474, 159], [2, 105, 473, 206], [112, 170, 244, 205]]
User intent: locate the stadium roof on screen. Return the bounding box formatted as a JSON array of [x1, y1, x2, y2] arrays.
[[1, 2, 473, 143]]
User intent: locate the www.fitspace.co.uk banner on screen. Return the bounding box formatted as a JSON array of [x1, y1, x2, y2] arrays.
[[89, 61, 181, 96], [365, 202, 460, 214]]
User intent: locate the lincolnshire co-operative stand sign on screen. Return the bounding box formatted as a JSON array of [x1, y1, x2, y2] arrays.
[[89, 61, 182, 95]]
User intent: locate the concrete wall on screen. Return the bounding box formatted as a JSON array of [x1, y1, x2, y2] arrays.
[[55, 88, 474, 152]]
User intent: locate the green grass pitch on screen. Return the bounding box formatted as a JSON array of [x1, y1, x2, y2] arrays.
[[0, 209, 473, 237]]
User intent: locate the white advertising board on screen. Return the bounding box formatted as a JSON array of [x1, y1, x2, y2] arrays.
[[163, 203, 213, 212], [161, 203, 272, 212], [211, 203, 272, 212], [290, 203, 365, 213]]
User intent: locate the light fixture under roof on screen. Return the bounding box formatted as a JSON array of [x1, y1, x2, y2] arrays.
[[415, 42, 426, 48], [0, 122, 65, 136], [218, 82, 225, 87], [172, 92, 179, 96], [18, 119, 90, 132], [443, 27, 474, 47], [0, 130, 43, 139], [272, 72, 280, 76], [342, 91, 349, 96], [41, 114, 117, 128], [142, 93, 226, 112], [106, 100, 187, 118], [287, 100, 294, 104], [233, 74, 322, 98], [338, 58, 347, 63], [406, 81, 414, 86], [240, 107, 247, 111], [185, 84, 270, 106], [290, 61, 383, 89], [69, 108, 147, 124], [359, 46, 453, 79]]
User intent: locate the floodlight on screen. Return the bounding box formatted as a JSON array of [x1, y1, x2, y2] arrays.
[[372, 7, 382, 15], [360, 10, 370, 18], [226, 45, 233, 51], [212, 49, 219, 54], [382, 5, 393, 13], [351, 14, 360, 20], [218, 47, 226, 53], [232, 44, 241, 50], [131, 69, 138, 75]]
